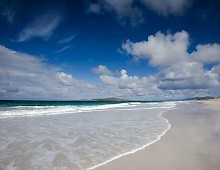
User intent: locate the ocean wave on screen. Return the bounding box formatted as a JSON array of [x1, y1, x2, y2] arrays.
[[0, 103, 132, 119], [0, 102, 177, 119]]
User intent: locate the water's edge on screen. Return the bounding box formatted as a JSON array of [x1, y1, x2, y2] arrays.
[[88, 108, 175, 170]]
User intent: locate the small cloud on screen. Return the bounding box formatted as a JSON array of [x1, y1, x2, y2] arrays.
[[58, 34, 76, 44], [1, 8, 15, 23], [88, 3, 101, 13], [0, 0, 19, 23], [55, 46, 70, 53], [139, 0, 192, 16], [17, 10, 62, 42], [56, 72, 78, 86], [99, 69, 149, 89], [91, 65, 112, 75]]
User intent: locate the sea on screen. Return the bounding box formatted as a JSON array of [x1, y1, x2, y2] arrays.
[[0, 100, 177, 170]]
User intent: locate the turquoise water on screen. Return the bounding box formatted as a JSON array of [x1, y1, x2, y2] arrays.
[[0, 100, 129, 107], [0, 101, 176, 169]]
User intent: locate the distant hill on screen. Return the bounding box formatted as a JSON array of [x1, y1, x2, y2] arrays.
[[191, 96, 215, 100], [91, 97, 129, 102]]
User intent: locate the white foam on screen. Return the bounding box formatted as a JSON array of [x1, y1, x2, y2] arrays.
[[1, 102, 178, 119], [129, 102, 141, 105], [0, 103, 133, 119], [87, 109, 173, 170]]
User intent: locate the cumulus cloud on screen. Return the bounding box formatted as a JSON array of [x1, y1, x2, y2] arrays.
[[0, 45, 94, 100], [93, 66, 209, 100], [2, 27, 220, 100], [17, 11, 62, 42], [211, 64, 220, 75], [1, 46, 161, 100], [158, 62, 219, 90], [122, 30, 189, 67], [88, 0, 192, 25], [191, 44, 220, 64], [92, 66, 163, 99], [121, 30, 220, 67], [100, 69, 148, 89], [121, 30, 220, 91], [91, 65, 112, 75]]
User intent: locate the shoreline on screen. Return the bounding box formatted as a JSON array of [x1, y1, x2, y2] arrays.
[[88, 109, 173, 170], [95, 100, 220, 170]]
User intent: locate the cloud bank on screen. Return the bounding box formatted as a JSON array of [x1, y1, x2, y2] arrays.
[[1, 30, 220, 100], [121, 30, 220, 91], [0, 45, 94, 100]]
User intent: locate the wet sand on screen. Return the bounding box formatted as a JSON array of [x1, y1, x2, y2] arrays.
[[95, 101, 220, 170]]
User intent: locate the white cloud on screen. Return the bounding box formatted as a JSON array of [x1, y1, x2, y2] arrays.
[[58, 34, 76, 44], [97, 68, 163, 99], [55, 46, 70, 53], [0, 45, 94, 100], [122, 31, 220, 67], [121, 30, 220, 91], [17, 11, 62, 42], [91, 65, 112, 75], [122, 30, 189, 67], [91, 65, 220, 100], [211, 64, 220, 75], [158, 62, 219, 90], [1, 28, 220, 101], [100, 69, 148, 89], [191, 44, 220, 64], [56, 72, 78, 86]]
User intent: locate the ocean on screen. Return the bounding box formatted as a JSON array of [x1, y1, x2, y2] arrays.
[[0, 100, 176, 169]]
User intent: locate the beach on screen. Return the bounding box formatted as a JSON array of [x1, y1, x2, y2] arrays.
[[95, 100, 220, 170], [1, 100, 220, 169]]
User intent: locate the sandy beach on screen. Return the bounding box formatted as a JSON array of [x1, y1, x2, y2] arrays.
[[95, 100, 220, 170], [201, 98, 220, 111]]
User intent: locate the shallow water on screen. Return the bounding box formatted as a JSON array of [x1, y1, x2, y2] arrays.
[[0, 102, 176, 169]]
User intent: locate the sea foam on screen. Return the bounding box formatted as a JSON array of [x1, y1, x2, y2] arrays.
[[0, 102, 176, 170]]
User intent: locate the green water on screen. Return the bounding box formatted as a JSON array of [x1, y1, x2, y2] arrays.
[[0, 100, 130, 107]]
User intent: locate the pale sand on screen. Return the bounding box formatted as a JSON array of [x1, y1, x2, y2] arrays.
[[95, 102, 220, 170], [201, 98, 220, 111]]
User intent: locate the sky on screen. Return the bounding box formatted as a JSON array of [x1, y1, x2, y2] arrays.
[[0, 0, 220, 100]]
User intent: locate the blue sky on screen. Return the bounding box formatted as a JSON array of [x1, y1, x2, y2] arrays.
[[0, 0, 220, 100]]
